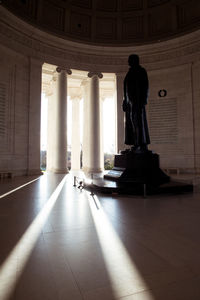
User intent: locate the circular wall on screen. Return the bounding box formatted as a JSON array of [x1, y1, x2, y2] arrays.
[[0, 5, 200, 174]]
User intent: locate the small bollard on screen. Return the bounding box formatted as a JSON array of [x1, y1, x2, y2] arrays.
[[73, 176, 76, 187], [78, 181, 84, 190]]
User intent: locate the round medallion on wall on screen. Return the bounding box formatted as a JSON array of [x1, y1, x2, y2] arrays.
[[158, 89, 167, 97]]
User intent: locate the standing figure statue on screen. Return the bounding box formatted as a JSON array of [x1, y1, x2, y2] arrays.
[[123, 54, 150, 153]]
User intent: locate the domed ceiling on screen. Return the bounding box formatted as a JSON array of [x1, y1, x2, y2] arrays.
[[2, 0, 200, 45]]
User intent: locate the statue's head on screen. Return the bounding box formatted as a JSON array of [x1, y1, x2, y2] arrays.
[[128, 54, 140, 67]]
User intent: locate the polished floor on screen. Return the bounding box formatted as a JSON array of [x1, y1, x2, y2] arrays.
[[0, 172, 200, 300]]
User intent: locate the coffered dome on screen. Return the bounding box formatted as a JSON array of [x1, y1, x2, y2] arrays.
[[2, 0, 200, 45]]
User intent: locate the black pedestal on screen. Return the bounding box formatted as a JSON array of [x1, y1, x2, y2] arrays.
[[83, 151, 192, 195], [104, 151, 170, 186], [83, 151, 193, 195]]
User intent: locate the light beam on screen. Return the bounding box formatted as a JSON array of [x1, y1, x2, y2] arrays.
[[0, 175, 67, 300]]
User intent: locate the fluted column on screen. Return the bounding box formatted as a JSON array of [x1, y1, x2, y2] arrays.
[[46, 90, 53, 171], [46, 77, 56, 172], [87, 71, 103, 173], [116, 72, 125, 152], [71, 95, 81, 170], [82, 79, 90, 172], [100, 95, 106, 170], [52, 67, 72, 173]]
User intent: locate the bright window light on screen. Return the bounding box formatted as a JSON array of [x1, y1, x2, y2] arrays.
[[103, 97, 116, 154]]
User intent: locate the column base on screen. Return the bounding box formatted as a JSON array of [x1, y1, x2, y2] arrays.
[[48, 168, 69, 174], [83, 167, 103, 174]]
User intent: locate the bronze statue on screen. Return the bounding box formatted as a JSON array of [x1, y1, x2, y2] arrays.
[[123, 54, 150, 152]]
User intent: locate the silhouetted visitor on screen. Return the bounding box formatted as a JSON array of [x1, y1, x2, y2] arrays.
[[123, 54, 150, 153]]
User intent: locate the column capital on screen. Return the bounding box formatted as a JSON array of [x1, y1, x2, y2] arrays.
[[88, 71, 103, 79], [56, 67, 72, 75]]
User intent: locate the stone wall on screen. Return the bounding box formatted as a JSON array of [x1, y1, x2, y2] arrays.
[[0, 6, 200, 174]]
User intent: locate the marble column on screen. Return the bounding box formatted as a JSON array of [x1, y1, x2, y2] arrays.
[[71, 95, 81, 170], [87, 71, 103, 173], [81, 79, 90, 173], [27, 58, 43, 175], [46, 76, 56, 172], [100, 95, 105, 170], [52, 67, 72, 173], [116, 72, 125, 153]]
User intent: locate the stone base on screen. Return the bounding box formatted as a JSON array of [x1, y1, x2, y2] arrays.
[[81, 151, 193, 195], [82, 167, 103, 174], [104, 151, 170, 186]]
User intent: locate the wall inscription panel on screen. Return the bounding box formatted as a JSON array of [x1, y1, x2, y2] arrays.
[[148, 98, 178, 144], [0, 82, 6, 139], [0, 60, 16, 155]]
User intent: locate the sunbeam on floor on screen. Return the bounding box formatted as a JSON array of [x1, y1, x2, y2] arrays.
[[0, 175, 67, 300], [87, 193, 154, 299]]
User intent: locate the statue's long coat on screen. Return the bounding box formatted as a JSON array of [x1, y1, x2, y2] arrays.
[[123, 65, 150, 146]]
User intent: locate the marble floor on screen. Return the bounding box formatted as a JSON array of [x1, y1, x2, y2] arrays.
[[0, 172, 200, 300]]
